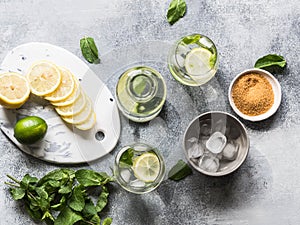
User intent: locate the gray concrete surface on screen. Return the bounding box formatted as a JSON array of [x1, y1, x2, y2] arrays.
[[0, 0, 300, 224]]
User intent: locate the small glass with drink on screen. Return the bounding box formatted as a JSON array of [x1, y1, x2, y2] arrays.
[[168, 34, 219, 86], [114, 143, 166, 194]]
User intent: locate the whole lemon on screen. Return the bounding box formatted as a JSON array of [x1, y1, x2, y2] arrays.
[[14, 116, 48, 145]]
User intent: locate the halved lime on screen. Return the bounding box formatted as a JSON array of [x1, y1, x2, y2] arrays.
[[184, 47, 213, 75], [132, 152, 160, 182]]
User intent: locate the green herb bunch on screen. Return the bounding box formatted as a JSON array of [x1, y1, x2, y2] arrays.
[[5, 169, 114, 225]]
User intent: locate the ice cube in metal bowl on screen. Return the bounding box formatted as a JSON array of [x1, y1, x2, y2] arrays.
[[183, 111, 250, 176]]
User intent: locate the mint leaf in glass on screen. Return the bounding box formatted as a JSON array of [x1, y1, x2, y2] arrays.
[[119, 148, 134, 167]]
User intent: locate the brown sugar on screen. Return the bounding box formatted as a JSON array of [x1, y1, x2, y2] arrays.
[[231, 73, 274, 116]]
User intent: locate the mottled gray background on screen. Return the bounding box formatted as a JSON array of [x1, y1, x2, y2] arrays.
[[0, 0, 300, 224]]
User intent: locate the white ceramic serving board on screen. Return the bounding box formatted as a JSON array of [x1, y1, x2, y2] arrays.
[[0, 42, 120, 164]]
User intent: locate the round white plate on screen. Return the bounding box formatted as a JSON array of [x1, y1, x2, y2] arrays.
[[0, 42, 120, 164]]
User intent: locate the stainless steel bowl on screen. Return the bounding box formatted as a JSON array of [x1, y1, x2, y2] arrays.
[[183, 111, 250, 176]]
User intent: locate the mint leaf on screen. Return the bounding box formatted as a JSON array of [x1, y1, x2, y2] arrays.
[[119, 148, 134, 167], [75, 169, 113, 187], [182, 34, 201, 45], [69, 185, 86, 212], [54, 207, 83, 225], [82, 198, 97, 218], [167, 0, 187, 25], [38, 169, 75, 186], [254, 54, 286, 69], [96, 186, 109, 213], [80, 37, 100, 64], [102, 217, 113, 225], [168, 160, 192, 181], [20, 174, 38, 189], [10, 188, 25, 200], [132, 76, 147, 96]]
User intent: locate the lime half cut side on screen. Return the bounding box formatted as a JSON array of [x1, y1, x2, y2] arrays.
[[184, 47, 214, 76], [132, 152, 161, 182]]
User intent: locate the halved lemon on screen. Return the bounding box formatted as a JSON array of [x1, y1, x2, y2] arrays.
[[51, 78, 80, 107], [132, 152, 160, 182], [75, 112, 96, 130], [0, 72, 30, 109], [26, 60, 62, 96], [184, 48, 213, 75], [44, 67, 75, 102], [61, 96, 93, 125], [55, 90, 86, 117]]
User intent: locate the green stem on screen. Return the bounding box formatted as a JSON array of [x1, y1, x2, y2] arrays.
[[4, 182, 20, 188], [6, 174, 21, 184], [82, 220, 96, 225], [27, 191, 37, 201]]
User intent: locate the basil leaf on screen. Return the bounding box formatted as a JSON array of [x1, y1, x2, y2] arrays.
[[167, 0, 187, 25], [10, 188, 25, 200], [254, 54, 286, 69], [54, 207, 83, 225], [102, 217, 113, 225], [69, 185, 86, 212], [80, 37, 100, 64], [96, 185, 109, 213], [168, 160, 192, 181], [119, 148, 134, 167]]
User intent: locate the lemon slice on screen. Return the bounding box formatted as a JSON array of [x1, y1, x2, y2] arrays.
[[44, 67, 75, 102], [51, 78, 80, 107], [55, 90, 86, 117], [184, 48, 213, 75], [132, 152, 160, 182], [0, 72, 30, 109], [26, 60, 62, 96], [75, 112, 96, 130], [61, 95, 93, 124]]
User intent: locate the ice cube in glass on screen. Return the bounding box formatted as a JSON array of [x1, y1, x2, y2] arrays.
[[187, 140, 204, 159], [206, 131, 227, 154], [198, 154, 220, 172], [222, 142, 239, 161]]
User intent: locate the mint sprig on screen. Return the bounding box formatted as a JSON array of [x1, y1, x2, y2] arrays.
[[6, 169, 113, 225]]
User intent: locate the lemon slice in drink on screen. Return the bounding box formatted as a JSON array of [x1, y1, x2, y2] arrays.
[[62, 95, 93, 124], [44, 67, 75, 102], [132, 152, 160, 182], [75, 112, 96, 130], [0, 72, 30, 109], [184, 48, 213, 75], [55, 90, 86, 117], [26, 60, 62, 96]]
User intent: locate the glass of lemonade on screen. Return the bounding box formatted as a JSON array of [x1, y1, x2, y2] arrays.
[[116, 66, 167, 122], [168, 34, 219, 86], [114, 143, 166, 194]]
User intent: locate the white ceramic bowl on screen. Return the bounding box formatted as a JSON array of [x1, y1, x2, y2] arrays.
[[228, 68, 282, 121]]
